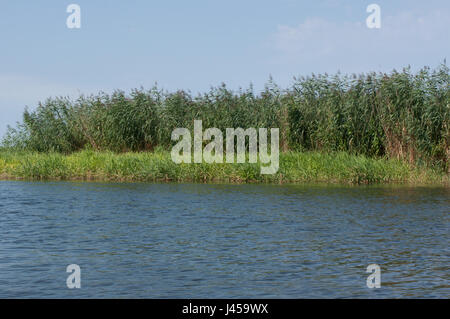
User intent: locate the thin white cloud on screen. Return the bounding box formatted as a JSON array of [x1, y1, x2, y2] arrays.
[[271, 9, 449, 72]]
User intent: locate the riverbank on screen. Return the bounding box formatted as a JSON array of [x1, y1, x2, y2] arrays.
[[3, 65, 449, 174], [0, 150, 447, 185]]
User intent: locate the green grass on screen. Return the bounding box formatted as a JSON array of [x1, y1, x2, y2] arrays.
[[0, 150, 447, 185]]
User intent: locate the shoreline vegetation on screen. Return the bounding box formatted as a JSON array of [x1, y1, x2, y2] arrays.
[[1, 64, 449, 185], [0, 150, 448, 185]]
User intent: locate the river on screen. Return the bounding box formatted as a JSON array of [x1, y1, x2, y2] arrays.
[[0, 181, 448, 298]]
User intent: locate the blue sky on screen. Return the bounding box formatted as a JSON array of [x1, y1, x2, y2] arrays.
[[0, 0, 449, 136]]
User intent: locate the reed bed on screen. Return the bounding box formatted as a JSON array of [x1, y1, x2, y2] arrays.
[[2, 64, 449, 179]]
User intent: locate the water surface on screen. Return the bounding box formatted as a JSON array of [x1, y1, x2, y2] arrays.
[[0, 181, 448, 298]]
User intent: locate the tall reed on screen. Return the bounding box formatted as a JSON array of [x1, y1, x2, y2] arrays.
[[2, 64, 449, 171]]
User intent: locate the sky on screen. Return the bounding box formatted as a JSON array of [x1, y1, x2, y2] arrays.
[[0, 0, 449, 136]]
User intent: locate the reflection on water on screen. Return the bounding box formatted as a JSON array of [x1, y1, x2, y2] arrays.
[[0, 181, 448, 298]]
